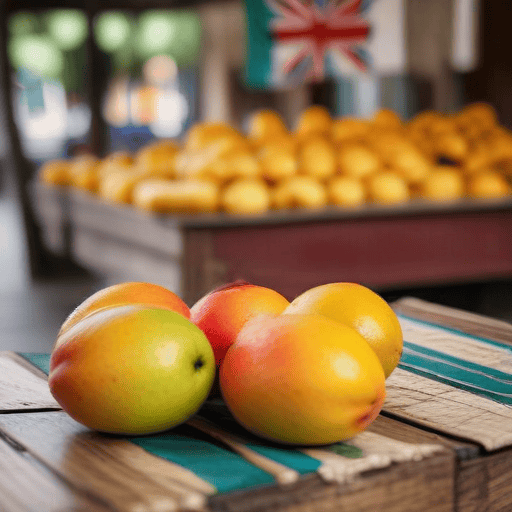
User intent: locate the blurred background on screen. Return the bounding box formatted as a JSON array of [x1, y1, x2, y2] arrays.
[[1, 0, 512, 352]]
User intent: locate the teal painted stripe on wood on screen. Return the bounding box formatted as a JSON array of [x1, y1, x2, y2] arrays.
[[247, 443, 323, 473], [19, 352, 50, 375], [402, 342, 512, 383], [395, 315, 512, 403], [397, 313, 512, 353], [17, 352, 321, 490], [130, 434, 275, 494], [399, 342, 512, 404]]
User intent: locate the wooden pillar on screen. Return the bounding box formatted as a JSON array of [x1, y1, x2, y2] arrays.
[[85, 1, 109, 157], [0, 0, 44, 277], [406, 0, 456, 113], [275, 85, 311, 130], [198, 4, 233, 123]]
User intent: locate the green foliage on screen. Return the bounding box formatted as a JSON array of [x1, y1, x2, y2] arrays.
[[8, 34, 64, 79], [46, 10, 88, 51], [94, 11, 132, 53]]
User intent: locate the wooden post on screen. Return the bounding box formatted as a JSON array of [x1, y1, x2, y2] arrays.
[[198, 4, 233, 123], [85, 1, 109, 157], [275, 84, 312, 129], [0, 0, 46, 277], [406, 0, 456, 113]]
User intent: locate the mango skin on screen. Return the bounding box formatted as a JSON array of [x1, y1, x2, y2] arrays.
[[190, 282, 290, 367], [49, 306, 215, 435], [59, 282, 190, 336], [284, 283, 403, 378], [220, 314, 386, 445]]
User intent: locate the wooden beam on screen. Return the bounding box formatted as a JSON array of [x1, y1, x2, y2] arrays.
[[0, 1, 45, 277], [406, 0, 456, 113]]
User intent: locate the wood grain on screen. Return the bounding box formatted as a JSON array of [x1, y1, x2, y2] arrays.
[[370, 415, 512, 512], [393, 297, 512, 345], [209, 450, 454, 512], [397, 314, 512, 373], [182, 229, 226, 306], [384, 368, 512, 451], [302, 429, 443, 485], [369, 414, 480, 461], [0, 434, 109, 512], [68, 187, 184, 259], [187, 417, 300, 486], [0, 409, 456, 512], [0, 411, 211, 512], [207, 209, 512, 301], [9, 300, 512, 510], [382, 300, 512, 453], [454, 447, 512, 512], [390, 295, 512, 511], [0, 352, 59, 412], [3, 351, 50, 380]]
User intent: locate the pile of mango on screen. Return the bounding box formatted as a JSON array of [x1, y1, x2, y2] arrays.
[[39, 103, 512, 215]]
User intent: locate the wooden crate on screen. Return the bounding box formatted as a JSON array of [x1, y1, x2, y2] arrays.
[[390, 297, 512, 512], [31, 182, 512, 305]]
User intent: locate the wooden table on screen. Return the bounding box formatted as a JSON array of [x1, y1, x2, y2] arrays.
[[31, 182, 512, 305], [2, 298, 512, 512]]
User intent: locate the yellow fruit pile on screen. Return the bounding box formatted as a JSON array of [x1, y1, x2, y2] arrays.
[[39, 103, 512, 215]]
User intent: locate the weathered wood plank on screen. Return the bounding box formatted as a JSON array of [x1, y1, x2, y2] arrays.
[[384, 368, 512, 452], [382, 300, 512, 453], [0, 410, 454, 512], [68, 188, 184, 259], [210, 449, 454, 512], [374, 414, 512, 512], [72, 228, 183, 295], [371, 415, 512, 512], [0, 434, 109, 512], [0, 352, 59, 412], [455, 447, 512, 512], [369, 414, 480, 461], [393, 297, 512, 345], [205, 210, 512, 300], [3, 351, 49, 380], [0, 411, 213, 512], [397, 315, 512, 372]]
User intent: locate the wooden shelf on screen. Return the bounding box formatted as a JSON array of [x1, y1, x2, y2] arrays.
[[31, 182, 512, 304]]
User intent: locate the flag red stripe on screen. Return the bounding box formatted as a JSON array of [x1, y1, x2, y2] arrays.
[[274, 22, 369, 42], [344, 47, 366, 71], [340, 0, 363, 16]]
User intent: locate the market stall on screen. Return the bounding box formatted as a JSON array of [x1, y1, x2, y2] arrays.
[[3, 2, 512, 512]]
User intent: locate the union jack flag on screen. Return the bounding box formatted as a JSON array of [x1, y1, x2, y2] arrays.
[[267, 0, 372, 85]]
